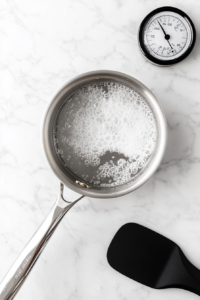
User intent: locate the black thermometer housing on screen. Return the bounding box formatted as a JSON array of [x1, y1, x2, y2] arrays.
[[138, 6, 196, 66]]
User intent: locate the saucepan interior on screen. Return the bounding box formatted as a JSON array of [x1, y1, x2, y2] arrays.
[[42, 70, 167, 198]]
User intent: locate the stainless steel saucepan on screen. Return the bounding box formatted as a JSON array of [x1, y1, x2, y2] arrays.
[[0, 70, 167, 300]]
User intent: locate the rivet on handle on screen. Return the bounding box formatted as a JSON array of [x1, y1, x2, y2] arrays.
[[75, 181, 91, 189]]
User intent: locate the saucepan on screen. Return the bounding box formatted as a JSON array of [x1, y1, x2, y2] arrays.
[[0, 70, 167, 300]]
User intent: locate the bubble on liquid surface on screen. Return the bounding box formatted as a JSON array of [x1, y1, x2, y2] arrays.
[[53, 81, 157, 187]]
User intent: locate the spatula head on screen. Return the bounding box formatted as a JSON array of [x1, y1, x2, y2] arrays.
[[107, 223, 177, 288], [107, 223, 200, 296]]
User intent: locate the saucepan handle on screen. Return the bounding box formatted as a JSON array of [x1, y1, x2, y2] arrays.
[[0, 183, 84, 300]]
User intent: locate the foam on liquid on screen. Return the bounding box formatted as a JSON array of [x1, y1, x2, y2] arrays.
[[53, 81, 157, 187]]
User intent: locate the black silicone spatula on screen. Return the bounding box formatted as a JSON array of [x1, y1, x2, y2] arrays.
[[107, 223, 200, 296]]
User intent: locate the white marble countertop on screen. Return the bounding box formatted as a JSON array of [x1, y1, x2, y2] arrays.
[[1, 0, 200, 299]]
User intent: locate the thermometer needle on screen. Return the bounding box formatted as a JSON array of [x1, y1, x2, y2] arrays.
[[158, 21, 173, 50]]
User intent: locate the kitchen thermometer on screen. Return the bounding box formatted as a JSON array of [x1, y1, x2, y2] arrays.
[[138, 6, 196, 66]]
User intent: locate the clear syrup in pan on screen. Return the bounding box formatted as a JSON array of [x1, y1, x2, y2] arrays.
[[53, 81, 157, 187]]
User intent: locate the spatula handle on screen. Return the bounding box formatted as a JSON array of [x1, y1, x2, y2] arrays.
[[156, 246, 200, 296]]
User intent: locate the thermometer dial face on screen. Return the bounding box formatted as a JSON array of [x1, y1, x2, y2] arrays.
[[138, 7, 196, 66]]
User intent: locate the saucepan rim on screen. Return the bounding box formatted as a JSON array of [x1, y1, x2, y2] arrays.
[[42, 70, 167, 198]]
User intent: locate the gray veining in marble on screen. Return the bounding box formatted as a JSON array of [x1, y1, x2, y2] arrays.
[[1, 0, 200, 299]]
